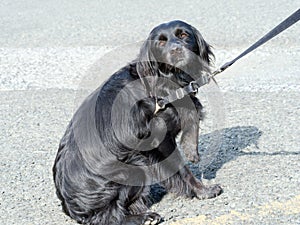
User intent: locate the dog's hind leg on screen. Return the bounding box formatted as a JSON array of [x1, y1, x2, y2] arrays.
[[124, 187, 162, 225], [161, 168, 195, 198], [86, 186, 162, 225], [164, 165, 223, 200], [85, 209, 161, 225]]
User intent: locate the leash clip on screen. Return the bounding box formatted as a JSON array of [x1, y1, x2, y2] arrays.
[[187, 81, 200, 93], [187, 74, 210, 93]]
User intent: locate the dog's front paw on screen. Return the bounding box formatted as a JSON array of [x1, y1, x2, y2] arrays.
[[123, 212, 162, 225], [194, 184, 223, 200], [185, 150, 200, 163], [142, 212, 162, 225]]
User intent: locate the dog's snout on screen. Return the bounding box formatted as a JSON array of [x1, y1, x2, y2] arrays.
[[170, 43, 183, 55]]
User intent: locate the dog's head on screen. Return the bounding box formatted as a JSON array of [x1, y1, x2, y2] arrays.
[[137, 20, 214, 84]]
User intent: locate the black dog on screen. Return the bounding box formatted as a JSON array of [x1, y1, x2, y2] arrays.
[[53, 20, 222, 225]]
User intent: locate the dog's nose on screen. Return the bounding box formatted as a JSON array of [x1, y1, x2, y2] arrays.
[[170, 43, 183, 55]]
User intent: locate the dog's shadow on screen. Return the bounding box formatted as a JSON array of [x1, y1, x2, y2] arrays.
[[192, 125, 300, 180], [150, 125, 263, 202], [150, 125, 300, 203], [191, 125, 263, 180]]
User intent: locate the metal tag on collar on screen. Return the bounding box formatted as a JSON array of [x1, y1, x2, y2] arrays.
[[154, 98, 166, 114]]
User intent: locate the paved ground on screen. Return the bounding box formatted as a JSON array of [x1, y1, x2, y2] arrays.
[[0, 1, 299, 224]]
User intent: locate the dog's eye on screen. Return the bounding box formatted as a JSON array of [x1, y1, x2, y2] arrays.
[[180, 32, 188, 39], [159, 40, 166, 46], [158, 35, 167, 46], [175, 29, 189, 39]]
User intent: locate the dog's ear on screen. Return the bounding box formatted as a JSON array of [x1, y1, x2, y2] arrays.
[[136, 38, 159, 95], [191, 26, 214, 65], [136, 39, 158, 78]]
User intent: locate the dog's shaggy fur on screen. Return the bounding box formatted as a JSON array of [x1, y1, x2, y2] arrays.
[[53, 20, 222, 225]]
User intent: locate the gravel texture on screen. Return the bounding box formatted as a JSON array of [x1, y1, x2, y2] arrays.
[[0, 1, 299, 224]]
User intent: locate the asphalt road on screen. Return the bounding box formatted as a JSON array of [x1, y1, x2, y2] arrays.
[[1, 1, 299, 224]]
